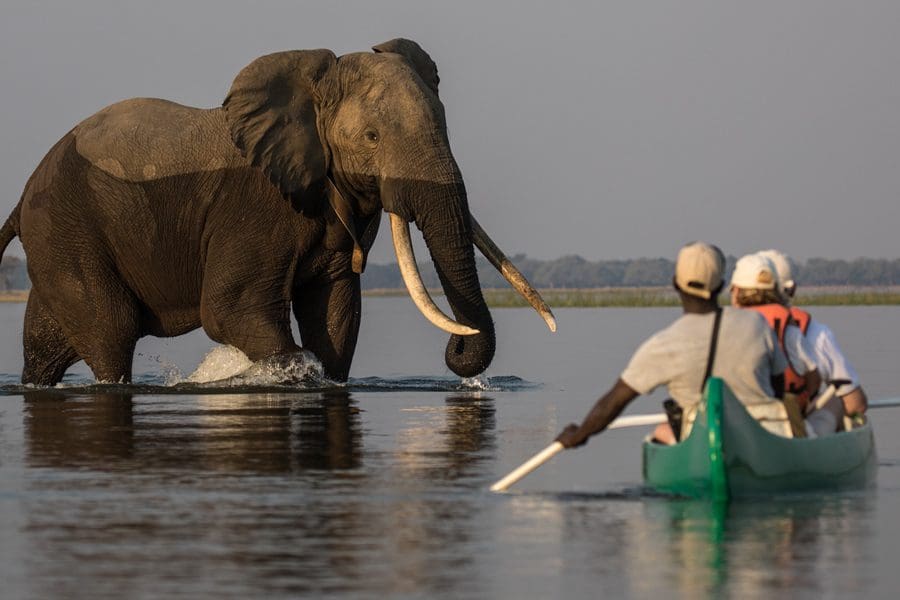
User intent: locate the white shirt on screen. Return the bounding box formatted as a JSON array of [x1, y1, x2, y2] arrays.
[[783, 325, 817, 375], [805, 318, 861, 396], [620, 307, 787, 410]]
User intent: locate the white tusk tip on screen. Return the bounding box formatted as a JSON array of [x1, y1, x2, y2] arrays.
[[542, 312, 557, 332]]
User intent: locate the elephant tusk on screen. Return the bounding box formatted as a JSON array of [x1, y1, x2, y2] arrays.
[[390, 213, 480, 336], [470, 216, 557, 333]]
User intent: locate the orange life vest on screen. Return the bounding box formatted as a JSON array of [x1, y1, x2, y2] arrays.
[[746, 304, 812, 405], [789, 306, 811, 335]]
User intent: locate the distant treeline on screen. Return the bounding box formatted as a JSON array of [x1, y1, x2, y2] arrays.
[[3, 254, 900, 291], [364, 254, 900, 289]]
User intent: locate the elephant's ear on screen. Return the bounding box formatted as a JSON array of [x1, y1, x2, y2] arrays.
[[223, 49, 336, 199], [372, 38, 440, 96]]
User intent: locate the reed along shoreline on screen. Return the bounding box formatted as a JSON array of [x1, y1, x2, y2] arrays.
[[365, 286, 900, 307], [3, 287, 900, 307]]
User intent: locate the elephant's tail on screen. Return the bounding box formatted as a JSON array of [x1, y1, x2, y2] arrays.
[[0, 200, 22, 261]]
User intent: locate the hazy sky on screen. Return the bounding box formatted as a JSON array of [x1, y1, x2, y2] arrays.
[[2, 1, 898, 264]]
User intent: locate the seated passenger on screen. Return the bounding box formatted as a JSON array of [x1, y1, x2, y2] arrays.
[[555, 241, 791, 450], [757, 249, 868, 418], [730, 254, 841, 437]]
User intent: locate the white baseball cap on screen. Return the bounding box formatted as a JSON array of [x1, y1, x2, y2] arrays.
[[731, 253, 778, 290], [757, 249, 795, 297], [674, 241, 725, 299]]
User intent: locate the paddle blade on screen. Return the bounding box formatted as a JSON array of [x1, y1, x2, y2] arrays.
[[490, 442, 564, 492]]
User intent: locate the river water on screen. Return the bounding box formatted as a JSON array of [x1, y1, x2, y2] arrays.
[[1, 300, 899, 598]]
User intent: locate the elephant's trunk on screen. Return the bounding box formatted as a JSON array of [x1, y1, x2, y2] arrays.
[[390, 213, 479, 337], [387, 175, 496, 378]]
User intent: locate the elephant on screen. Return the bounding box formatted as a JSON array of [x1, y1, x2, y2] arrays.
[[0, 38, 555, 386]]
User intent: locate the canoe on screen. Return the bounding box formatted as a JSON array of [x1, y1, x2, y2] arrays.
[[642, 377, 876, 501]]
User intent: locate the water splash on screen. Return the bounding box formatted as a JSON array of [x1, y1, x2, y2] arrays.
[[185, 345, 254, 383], [185, 345, 326, 386], [461, 374, 497, 391], [224, 349, 325, 386]]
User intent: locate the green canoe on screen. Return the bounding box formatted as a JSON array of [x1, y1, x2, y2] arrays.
[[642, 377, 876, 501]]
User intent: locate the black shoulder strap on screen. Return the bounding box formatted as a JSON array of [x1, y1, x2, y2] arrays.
[[700, 307, 723, 392]]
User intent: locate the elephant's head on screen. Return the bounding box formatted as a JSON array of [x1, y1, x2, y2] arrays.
[[223, 39, 554, 377]]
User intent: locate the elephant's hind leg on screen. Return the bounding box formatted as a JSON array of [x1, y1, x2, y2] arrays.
[[32, 267, 141, 385], [23, 292, 79, 386], [68, 285, 141, 385]]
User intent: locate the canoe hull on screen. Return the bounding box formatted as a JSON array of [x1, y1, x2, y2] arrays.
[[642, 378, 877, 500]]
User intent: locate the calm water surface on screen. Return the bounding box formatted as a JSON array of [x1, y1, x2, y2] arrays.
[[1, 300, 899, 598]]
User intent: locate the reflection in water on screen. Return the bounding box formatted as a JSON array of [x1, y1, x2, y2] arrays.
[[24, 389, 136, 465], [379, 394, 496, 595], [16, 391, 499, 597], [560, 495, 874, 599], [24, 389, 362, 473], [395, 394, 496, 482]]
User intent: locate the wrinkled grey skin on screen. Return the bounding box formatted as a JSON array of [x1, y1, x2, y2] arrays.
[[0, 39, 495, 385]]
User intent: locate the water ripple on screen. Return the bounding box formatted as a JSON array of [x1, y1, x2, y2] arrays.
[[0, 374, 537, 396], [0, 344, 538, 395]]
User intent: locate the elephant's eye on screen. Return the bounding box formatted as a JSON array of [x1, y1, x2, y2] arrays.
[[364, 130, 379, 144]]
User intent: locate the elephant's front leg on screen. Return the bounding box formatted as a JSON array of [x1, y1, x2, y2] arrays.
[[200, 241, 300, 361], [293, 269, 362, 382]]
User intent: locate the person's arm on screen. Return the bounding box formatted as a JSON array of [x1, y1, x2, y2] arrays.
[[555, 379, 640, 448], [841, 386, 868, 414], [812, 322, 866, 413]]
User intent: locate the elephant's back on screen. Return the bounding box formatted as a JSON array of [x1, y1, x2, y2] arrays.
[[72, 98, 244, 182], [19, 99, 249, 335]]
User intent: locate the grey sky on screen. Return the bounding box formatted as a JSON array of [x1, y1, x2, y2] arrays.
[[2, 1, 898, 264]]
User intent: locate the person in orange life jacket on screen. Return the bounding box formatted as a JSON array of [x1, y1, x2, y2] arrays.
[[757, 249, 868, 416], [556, 242, 789, 449], [731, 254, 820, 402], [730, 254, 843, 436]]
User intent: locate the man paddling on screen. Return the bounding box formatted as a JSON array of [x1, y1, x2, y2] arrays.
[[556, 241, 791, 449]]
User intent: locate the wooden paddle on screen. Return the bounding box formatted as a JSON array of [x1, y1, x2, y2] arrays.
[[490, 394, 900, 493], [489, 412, 666, 492], [870, 397, 900, 409]]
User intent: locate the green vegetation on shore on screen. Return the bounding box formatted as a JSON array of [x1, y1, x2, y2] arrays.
[[3, 287, 900, 306], [365, 287, 900, 307], [7, 254, 900, 295]]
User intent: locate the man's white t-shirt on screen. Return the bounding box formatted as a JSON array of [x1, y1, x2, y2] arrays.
[[805, 318, 861, 396], [620, 307, 787, 410], [783, 325, 817, 375]]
